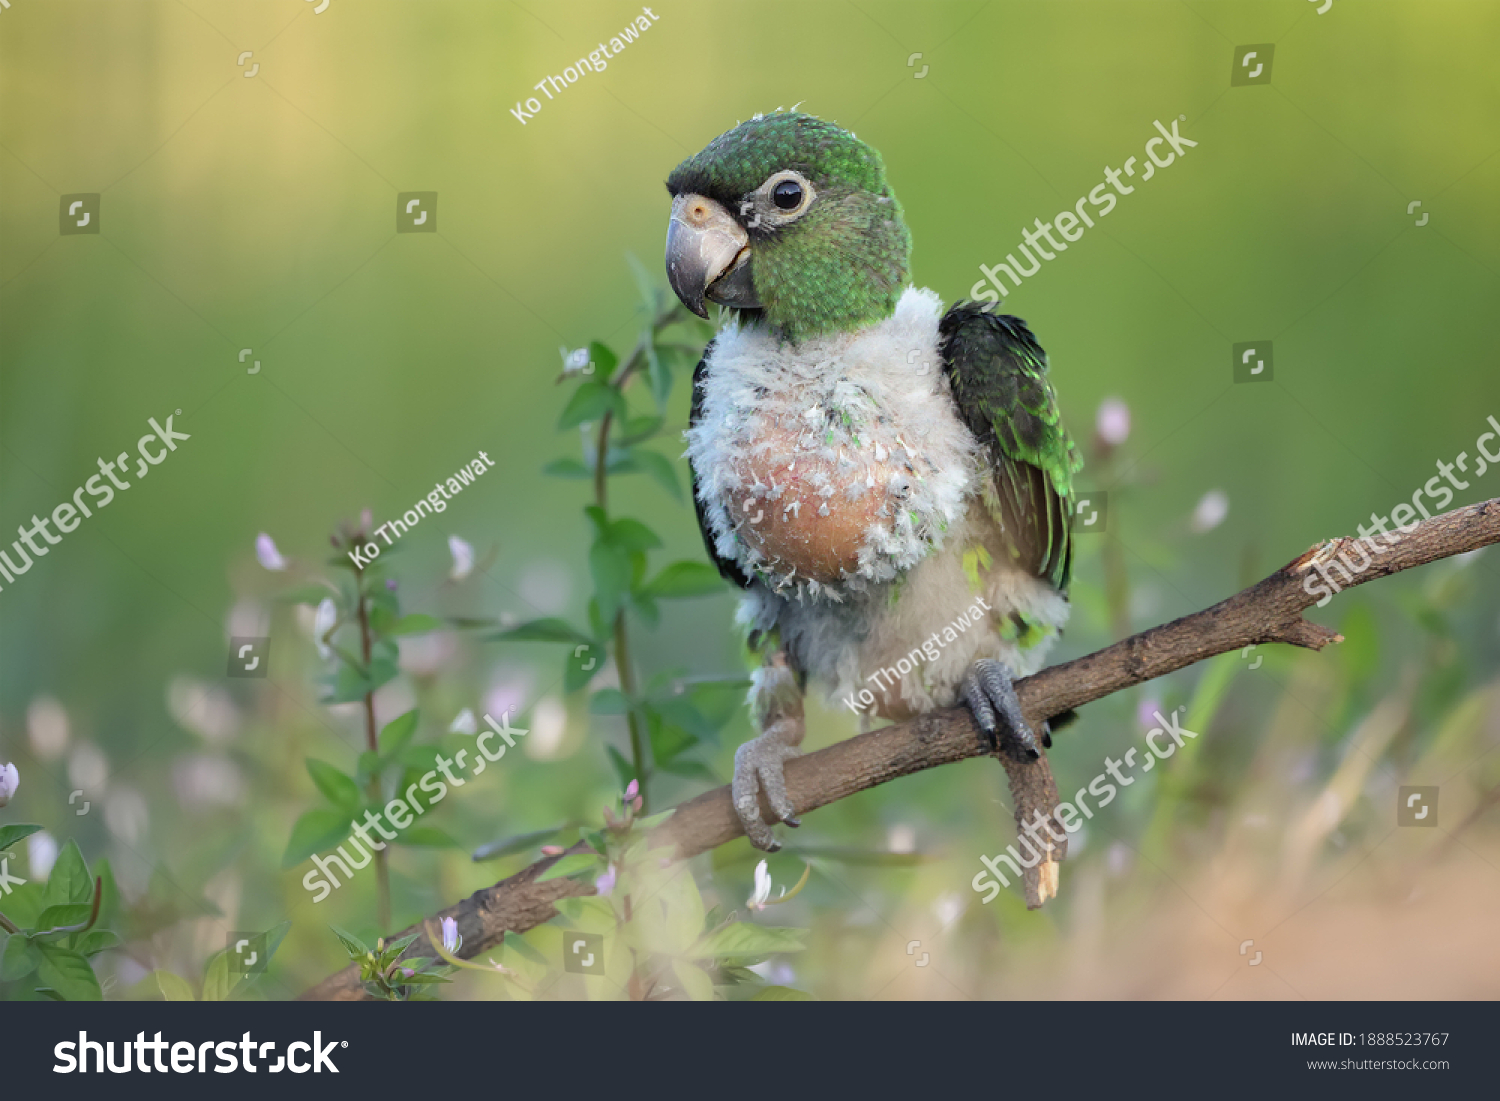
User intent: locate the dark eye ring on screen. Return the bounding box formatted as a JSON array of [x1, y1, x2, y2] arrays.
[[772, 179, 804, 211]]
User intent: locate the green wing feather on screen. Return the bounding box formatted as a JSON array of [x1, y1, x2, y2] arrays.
[[938, 302, 1082, 593]]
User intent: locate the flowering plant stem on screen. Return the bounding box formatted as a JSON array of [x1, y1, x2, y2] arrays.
[[352, 559, 391, 932], [592, 302, 692, 815]]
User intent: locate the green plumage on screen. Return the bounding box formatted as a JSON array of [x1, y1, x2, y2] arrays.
[[666, 113, 910, 343], [938, 304, 1082, 593]]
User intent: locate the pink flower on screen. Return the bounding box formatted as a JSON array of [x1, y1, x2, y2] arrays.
[[624, 779, 639, 801], [255, 533, 287, 571], [440, 916, 459, 953], [595, 864, 617, 896], [1096, 398, 1130, 447]]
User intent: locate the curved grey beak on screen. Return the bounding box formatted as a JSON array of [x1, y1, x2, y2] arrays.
[[665, 193, 758, 318]]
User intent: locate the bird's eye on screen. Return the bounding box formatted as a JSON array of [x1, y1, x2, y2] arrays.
[[772, 179, 804, 211]]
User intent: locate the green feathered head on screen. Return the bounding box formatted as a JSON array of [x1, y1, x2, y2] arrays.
[[665, 112, 911, 344]]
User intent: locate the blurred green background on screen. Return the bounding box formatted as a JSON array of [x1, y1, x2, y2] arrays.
[[2, 0, 1498, 1000]]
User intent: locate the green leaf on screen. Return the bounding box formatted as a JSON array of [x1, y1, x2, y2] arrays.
[[323, 662, 371, 704], [388, 613, 443, 636], [379, 710, 420, 758], [73, 930, 120, 957], [605, 746, 637, 789], [306, 758, 361, 810], [542, 457, 591, 479], [750, 984, 813, 1001], [558, 380, 624, 430], [367, 656, 400, 694], [0, 824, 43, 853], [647, 339, 673, 409], [355, 750, 381, 784], [535, 853, 603, 883], [647, 718, 697, 765], [36, 945, 102, 1001], [380, 932, 421, 962], [263, 921, 293, 964], [43, 841, 91, 908], [693, 923, 807, 959], [396, 971, 452, 985], [490, 618, 592, 645], [587, 340, 619, 379], [281, 808, 352, 869], [564, 641, 605, 693], [634, 808, 677, 831], [653, 697, 720, 741], [606, 518, 662, 552], [642, 561, 725, 599], [618, 414, 664, 445], [397, 826, 455, 848], [154, 969, 196, 1001], [31, 903, 93, 934], [625, 253, 663, 316], [590, 541, 632, 625], [631, 591, 659, 629], [201, 951, 231, 1002], [0, 932, 41, 981], [590, 688, 631, 715], [674, 959, 715, 1001], [550, 896, 615, 927], [656, 759, 719, 783], [503, 930, 548, 966], [623, 449, 683, 502], [330, 925, 369, 959], [471, 827, 564, 863]]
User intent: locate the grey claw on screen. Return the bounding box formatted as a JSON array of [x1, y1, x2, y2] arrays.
[[783, 816, 801, 828], [733, 734, 801, 851], [962, 658, 1038, 759]]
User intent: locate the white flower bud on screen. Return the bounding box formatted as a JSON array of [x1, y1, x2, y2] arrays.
[[1191, 489, 1229, 533], [448, 535, 475, 581]]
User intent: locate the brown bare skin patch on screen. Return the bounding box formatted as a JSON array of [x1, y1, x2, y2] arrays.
[[725, 417, 898, 584]]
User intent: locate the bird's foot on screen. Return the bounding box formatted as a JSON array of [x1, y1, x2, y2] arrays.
[[732, 725, 802, 851], [962, 658, 1039, 759]]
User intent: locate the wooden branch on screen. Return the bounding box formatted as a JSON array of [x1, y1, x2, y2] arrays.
[[301, 497, 1500, 1000]]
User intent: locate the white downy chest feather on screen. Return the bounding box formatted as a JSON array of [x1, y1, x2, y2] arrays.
[[686, 286, 978, 600], [686, 286, 1068, 719]]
